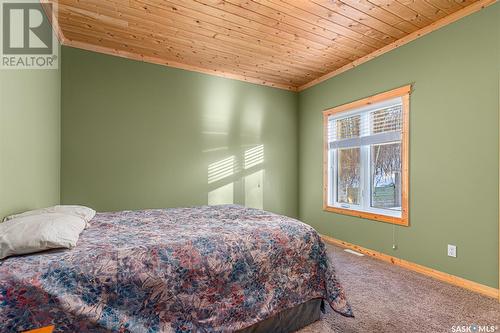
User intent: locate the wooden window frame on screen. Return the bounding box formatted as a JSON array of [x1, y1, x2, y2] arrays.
[[323, 85, 411, 226]]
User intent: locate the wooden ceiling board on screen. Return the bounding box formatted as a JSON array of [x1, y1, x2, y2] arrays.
[[44, 0, 497, 91]]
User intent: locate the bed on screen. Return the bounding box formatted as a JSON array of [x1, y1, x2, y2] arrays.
[[0, 205, 352, 332]]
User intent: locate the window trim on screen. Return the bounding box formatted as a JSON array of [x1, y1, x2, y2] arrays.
[[323, 85, 411, 226]]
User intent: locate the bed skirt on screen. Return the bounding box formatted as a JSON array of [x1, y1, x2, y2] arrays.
[[237, 298, 323, 333]]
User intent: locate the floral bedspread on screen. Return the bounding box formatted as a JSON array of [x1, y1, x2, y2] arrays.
[[0, 205, 352, 332]]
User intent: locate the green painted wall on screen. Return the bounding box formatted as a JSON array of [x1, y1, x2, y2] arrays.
[[298, 3, 500, 288], [61, 47, 298, 217], [0, 49, 61, 218]]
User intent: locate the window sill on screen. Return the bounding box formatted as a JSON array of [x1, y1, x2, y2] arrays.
[[323, 205, 409, 226]]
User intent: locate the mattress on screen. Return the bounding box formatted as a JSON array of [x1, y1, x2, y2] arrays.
[[0, 205, 352, 332]]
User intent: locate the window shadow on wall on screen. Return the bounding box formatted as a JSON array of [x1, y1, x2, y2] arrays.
[[207, 145, 264, 209]]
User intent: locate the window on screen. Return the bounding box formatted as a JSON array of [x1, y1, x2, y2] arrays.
[[323, 85, 410, 226]]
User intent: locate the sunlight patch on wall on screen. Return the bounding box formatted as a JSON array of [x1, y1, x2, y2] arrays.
[[208, 155, 237, 205], [240, 101, 263, 139], [202, 131, 229, 136], [208, 182, 234, 205], [203, 147, 228, 153], [201, 82, 235, 136], [243, 145, 265, 209], [207, 145, 265, 207], [245, 170, 264, 209], [208, 156, 236, 184], [244, 145, 264, 169]]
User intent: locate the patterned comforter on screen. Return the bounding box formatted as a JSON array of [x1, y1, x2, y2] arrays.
[[0, 205, 352, 332]]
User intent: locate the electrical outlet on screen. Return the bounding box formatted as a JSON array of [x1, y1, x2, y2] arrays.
[[447, 244, 457, 258]]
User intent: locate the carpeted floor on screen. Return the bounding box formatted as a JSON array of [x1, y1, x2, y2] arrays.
[[298, 244, 500, 333]]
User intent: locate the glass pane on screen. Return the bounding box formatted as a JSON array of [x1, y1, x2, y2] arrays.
[[336, 115, 360, 140], [371, 106, 402, 134], [371, 143, 402, 210], [337, 148, 360, 205]]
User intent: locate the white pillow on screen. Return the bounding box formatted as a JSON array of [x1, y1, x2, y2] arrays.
[[3, 205, 96, 228], [0, 213, 86, 259]]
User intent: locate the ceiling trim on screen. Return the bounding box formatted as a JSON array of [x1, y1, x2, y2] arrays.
[[298, 0, 498, 91]]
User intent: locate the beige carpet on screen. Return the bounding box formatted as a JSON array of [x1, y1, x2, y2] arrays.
[[298, 244, 500, 333]]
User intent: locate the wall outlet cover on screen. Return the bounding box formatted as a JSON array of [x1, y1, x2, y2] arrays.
[[447, 244, 457, 258]]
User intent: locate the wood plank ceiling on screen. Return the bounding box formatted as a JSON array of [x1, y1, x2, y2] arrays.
[[48, 0, 492, 91]]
